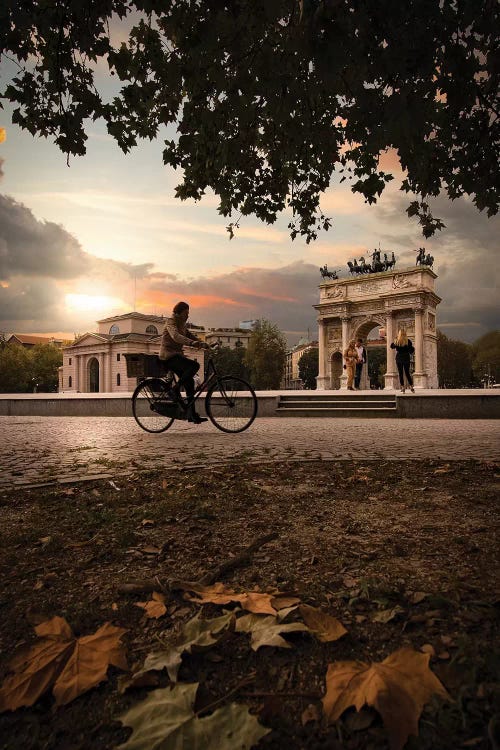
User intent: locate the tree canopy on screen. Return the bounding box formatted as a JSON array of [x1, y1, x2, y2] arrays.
[[0, 342, 62, 392], [298, 347, 318, 389], [1, 0, 498, 241], [436, 330, 474, 388], [244, 319, 287, 389]]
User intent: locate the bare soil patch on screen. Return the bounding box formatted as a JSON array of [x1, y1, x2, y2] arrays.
[[0, 459, 498, 750]]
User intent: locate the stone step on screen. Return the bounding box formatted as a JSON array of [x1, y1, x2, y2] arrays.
[[278, 399, 395, 408], [276, 406, 397, 418]]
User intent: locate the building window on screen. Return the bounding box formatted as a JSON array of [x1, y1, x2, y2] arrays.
[[109, 324, 120, 334], [68, 376, 72, 387], [69, 357, 72, 365], [117, 353, 121, 361], [146, 325, 158, 335], [117, 373, 121, 386]]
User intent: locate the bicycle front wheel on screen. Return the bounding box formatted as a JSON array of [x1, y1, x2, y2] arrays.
[[205, 376, 258, 433], [132, 378, 174, 433]]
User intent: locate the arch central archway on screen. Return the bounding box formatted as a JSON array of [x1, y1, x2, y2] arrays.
[[89, 357, 99, 393]]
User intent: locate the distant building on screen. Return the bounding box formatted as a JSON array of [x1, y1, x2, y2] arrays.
[[60, 312, 204, 393], [7, 334, 65, 348], [205, 328, 251, 349], [282, 339, 319, 389]]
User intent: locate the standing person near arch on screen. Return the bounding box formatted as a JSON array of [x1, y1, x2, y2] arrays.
[[344, 339, 359, 391], [159, 301, 210, 423], [354, 337, 367, 390], [390, 329, 415, 393]]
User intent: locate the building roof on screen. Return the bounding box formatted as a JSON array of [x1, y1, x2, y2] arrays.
[[96, 311, 166, 324], [7, 334, 62, 345]]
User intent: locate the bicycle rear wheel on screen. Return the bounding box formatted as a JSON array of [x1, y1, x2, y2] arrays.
[[132, 378, 174, 433], [205, 376, 257, 433]]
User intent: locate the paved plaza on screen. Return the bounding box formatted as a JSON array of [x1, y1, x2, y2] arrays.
[[0, 416, 499, 489]]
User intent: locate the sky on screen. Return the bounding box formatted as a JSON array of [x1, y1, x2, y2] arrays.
[[0, 55, 498, 346]]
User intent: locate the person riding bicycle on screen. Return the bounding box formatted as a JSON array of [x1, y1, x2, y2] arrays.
[[159, 301, 210, 424]]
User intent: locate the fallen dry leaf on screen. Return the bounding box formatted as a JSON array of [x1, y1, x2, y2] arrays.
[[322, 647, 450, 750], [117, 682, 270, 750], [299, 604, 347, 642], [0, 616, 127, 711], [235, 613, 308, 651], [135, 592, 168, 620], [185, 583, 284, 615], [301, 703, 321, 725]]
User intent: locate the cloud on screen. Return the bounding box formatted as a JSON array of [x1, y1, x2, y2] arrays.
[[0, 194, 90, 279], [373, 190, 500, 341], [1, 186, 497, 346], [137, 261, 321, 341]]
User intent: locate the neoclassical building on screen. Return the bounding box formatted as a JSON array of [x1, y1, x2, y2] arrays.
[[315, 267, 440, 389], [59, 312, 205, 393]]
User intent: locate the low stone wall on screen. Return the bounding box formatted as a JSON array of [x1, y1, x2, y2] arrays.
[[0, 392, 498, 418], [396, 393, 500, 419], [0, 394, 280, 418]]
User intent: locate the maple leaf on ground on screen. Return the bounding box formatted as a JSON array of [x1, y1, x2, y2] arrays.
[[322, 647, 450, 750], [185, 583, 296, 615], [118, 682, 270, 750], [235, 613, 309, 651], [299, 604, 347, 642], [122, 611, 234, 688], [0, 616, 127, 711], [135, 592, 167, 619]]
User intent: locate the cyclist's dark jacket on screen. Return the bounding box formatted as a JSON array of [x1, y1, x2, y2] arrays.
[[159, 315, 201, 360]]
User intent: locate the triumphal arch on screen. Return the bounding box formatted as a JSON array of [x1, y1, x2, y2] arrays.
[[314, 267, 441, 390]]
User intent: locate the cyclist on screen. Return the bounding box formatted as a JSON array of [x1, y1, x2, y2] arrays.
[[159, 301, 210, 424]]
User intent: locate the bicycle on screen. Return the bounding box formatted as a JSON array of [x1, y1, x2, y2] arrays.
[[128, 345, 258, 434]]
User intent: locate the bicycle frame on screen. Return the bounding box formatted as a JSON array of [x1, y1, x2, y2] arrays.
[[162, 351, 226, 412]]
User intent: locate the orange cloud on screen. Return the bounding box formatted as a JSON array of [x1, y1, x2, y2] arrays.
[[236, 285, 297, 303], [138, 290, 241, 310]]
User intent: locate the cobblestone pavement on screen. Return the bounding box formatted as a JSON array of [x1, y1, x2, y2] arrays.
[[1, 416, 499, 489]]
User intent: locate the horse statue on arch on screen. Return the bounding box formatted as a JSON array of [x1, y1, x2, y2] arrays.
[[320, 264, 339, 280]]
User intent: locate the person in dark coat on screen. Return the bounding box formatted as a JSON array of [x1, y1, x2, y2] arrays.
[[390, 329, 415, 393]]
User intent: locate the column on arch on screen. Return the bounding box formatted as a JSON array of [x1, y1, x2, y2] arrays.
[[413, 306, 428, 388], [340, 317, 350, 390], [316, 318, 330, 390], [384, 311, 397, 389]]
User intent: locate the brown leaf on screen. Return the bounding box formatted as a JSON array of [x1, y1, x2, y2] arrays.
[[301, 703, 321, 725], [0, 616, 127, 712], [299, 605, 347, 642], [186, 583, 281, 615], [135, 592, 168, 620], [322, 647, 450, 750], [270, 596, 301, 611]]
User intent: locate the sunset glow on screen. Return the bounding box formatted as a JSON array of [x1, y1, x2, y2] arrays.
[[65, 293, 126, 313]]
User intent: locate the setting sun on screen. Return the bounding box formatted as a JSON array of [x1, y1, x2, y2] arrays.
[[65, 293, 126, 313]]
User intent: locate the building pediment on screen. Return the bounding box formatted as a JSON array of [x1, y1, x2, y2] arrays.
[[67, 332, 110, 348]]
